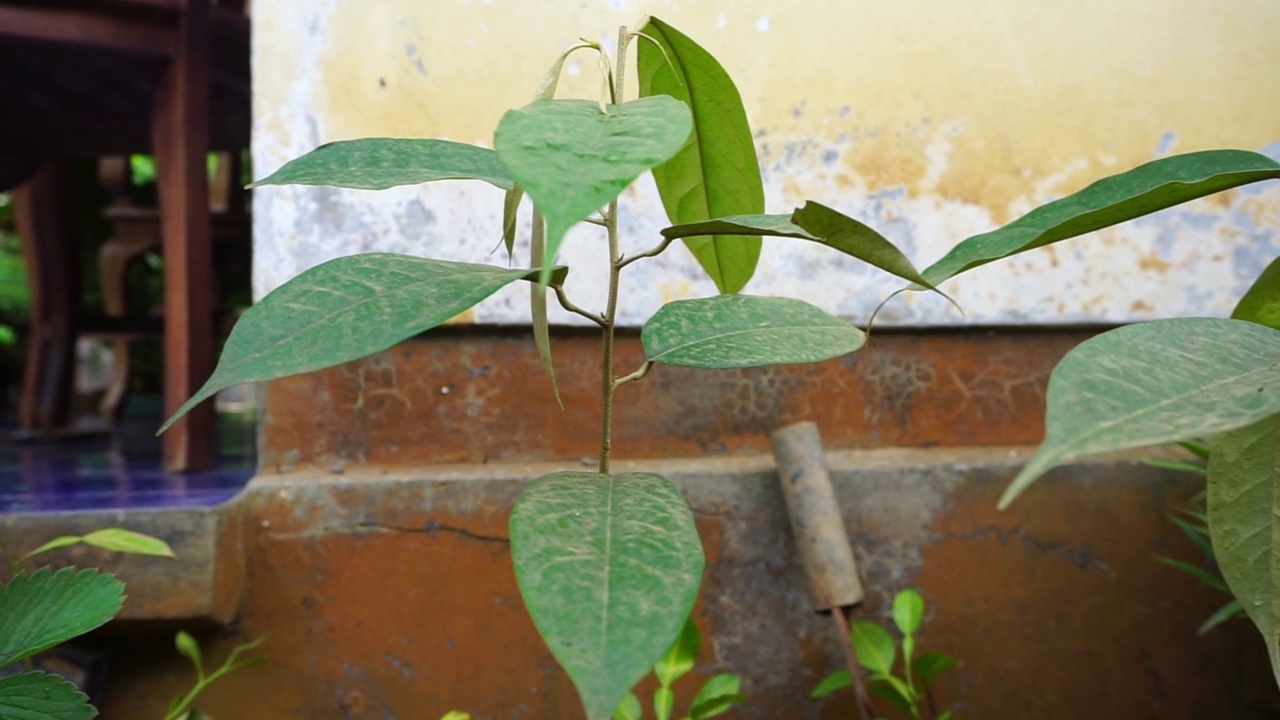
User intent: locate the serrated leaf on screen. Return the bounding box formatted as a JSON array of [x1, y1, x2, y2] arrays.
[[1207, 414, 1280, 687], [494, 97, 692, 286], [81, 529, 175, 559], [251, 138, 514, 191], [913, 651, 958, 688], [0, 568, 124, 667], [850, 620, 895, 676], [1233, 256, 1280, 331], [654, 615, 700, 686], [642, 294, 865, 369], [1198, 599, 1245, 635], [892, 589, 925, 638], [612, 694, 641, 720], [688, 674, 743, 720], [0, 671, 97, 720], [919, 149, 1280, 285], [160, 256, 566, 432], [810, 670, 852, 699], [637, 17, 764, 294], [1000, 318, 1280, 509], [510, 472, 704, 720]]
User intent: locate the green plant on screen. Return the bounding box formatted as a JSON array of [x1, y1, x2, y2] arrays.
[[157, 14, 1280, 716], [813, 590, 957, 720], [613, 616, 744, 720], [162, 632, 266, 720]]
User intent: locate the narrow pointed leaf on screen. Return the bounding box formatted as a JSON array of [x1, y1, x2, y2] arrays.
[[0, 672, 97, 720], [251, 138, 515, 191], [913, 651, 959, 687], [1198, 599, 1245, 635], [1141, 458, 1209, 475], [638, 16, 764, 294], [15, 537, 83, 568], [1207, 415, 1280, 687], [892, 589, 925, 637], [501, 186, 523, 260], [0, 568, 124, 666], [850, 620, 895, 675], [688, 674, 744, 720], [1155, 556, 1231, 593], [791, 202, 941, 292], [654, 615, 700, 686], [1001, 318, 1280, 509], [81, 529, 175, 559], [920, 149, 1280, 285], [495, 97, 692, 285], [660, 214, 818, 242], [810, 670, 852, 699], [1233, 256, 1280, 331], [1168, 515, 1213, 556], [529, 209, 562, 406], [510, 472, 704, 720], [160, 256, 566, 432], [642, 295, 865, 368]]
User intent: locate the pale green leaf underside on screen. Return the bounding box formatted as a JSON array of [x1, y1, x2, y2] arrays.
[[0, 672, 97, 720], [161, 255, 566, 432], [510, 471, 704, 720], [251, 138, 514, 191], [495, 97, 692, 285], [0, 568, 124, 667], [1002, 318, 1280, 508], [1233, 255, 1280, 331], [642, 295, 865, 368], [920, 149, 1280, 285], [1207, 415, 1280, 688], [638, 16, 765, 294]]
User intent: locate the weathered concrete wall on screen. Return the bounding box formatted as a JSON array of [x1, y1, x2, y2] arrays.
[[252, 0, 1280, 326], [93, 451, 1278, 718]]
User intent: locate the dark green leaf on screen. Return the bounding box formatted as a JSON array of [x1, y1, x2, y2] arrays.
[[688, 674, 744, 720], [0, 568, 124, 667], [850, 620, 895, 676], [1168, 515, 1213, 556], [654, 615, 700, 686], [642, 295, 865, 368], [660, 214, 819, 242], [867, 676, 914, 713], [913, 651, 958, 687], [791, 202, 941, 292], [160, 256, 566, 432], [810, 670, 852, 699], [612, 694, 641, 720], [1141, 458, 1208, 475], [251, 138, 515, 191], [920, 150, 1280, 285], [1207, 414, 1280, 687], [1154, 556, 1230, 593], [638, 16, 764, 294], [1233, 256, 1280, 331], [1198, 598, 1245, 635], [892, 589, 925, 638], [81, 529, 175, 559], [0, 672, 97, 720], [494, 97, 692, 285], [1000, 318, 1280, 509], [510, 472, 704, 720], [1181, 440, 1212, 460]]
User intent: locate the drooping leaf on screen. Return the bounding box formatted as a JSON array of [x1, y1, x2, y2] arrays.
[[1198, 599, 1245, 635], [791, 202, 942, 292], [509, 472, 704, 720], [1000, 318, 1280, 509], [612, 694, 641, 720], [660, 214, 819, 242], [637, 16, 765, 294], [867, 676, 914, 713], [175, 631, 204, 676], [849, 620, 895, 676], [913, 651, 958, 688], [0, 568, 124, 667], [81, 529, 175, 559], [892, 589, 925, 638], [494, 97, 692, 285], [1233, 256, 1280, 331], [1207, 414, 1280, 687], [0, 671, 97, 720], [251, 138, 515, 191], [688, 674, 744, 720], [14, 537, 82, 568], [810, 670, 852, 699], [654, 615, 700, 686], [642, 295, 865, 369], [919, 149, 1280, 285], [160, 256, 566, 432], [529, 209, 561, 407]]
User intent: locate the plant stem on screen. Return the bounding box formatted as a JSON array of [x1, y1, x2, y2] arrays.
[[554, 284, 606, 326], [831, 608, 876, 720], [618, 235, 675, 268], [598, 26, 630, 475], [614, 360, 653, 388]]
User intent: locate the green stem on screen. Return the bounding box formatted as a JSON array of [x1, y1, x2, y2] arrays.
[[598, 26, 630, 474]]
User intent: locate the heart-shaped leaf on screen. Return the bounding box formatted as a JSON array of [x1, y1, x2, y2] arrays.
[[638, 17, 765, 294], [0, 568, 124, 667], [642, 295, 865, 368], [160, 256, 566, 432], [0, 672, 97, 720], [251, 138, 515, 191], [510, 472, 704, 720], [495, 97, 692, 285]]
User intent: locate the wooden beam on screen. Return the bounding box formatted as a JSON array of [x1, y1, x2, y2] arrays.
[[0, 6, 176, 55]]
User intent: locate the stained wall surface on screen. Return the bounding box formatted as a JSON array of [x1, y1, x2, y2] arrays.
[[253, 0, 1280, 326]]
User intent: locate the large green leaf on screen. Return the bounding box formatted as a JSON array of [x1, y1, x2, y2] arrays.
[[1233, 256, 1280, 331], [919, 149, 1280, 285], [0, 568, 124, 667], [494, 97, 692, 285], [1001, 317, 1280, 508], [637, 16, 765, 294], [251, 138, 515, 191], [509, 472, 704, 720], [0, 672, 97, 720], [642, 295, 865, 368], [1207, 415, 1280, 687], [160, 256, 565, 432]]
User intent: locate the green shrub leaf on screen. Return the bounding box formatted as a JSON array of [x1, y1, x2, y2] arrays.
[[0, 671, 97, 720], [160, 256, 566, 432], [1001, 318, 1280, 508], [637, 17, 765, 294], [850, 620, 896, 676], [1207, 415, 1280, 687], [81, 529, 175, 559], [612, 694, 641, 720], [810, 670, 852, 699], [919, 149, 1280, 285], [0, 568, 124, 667], [251, 138, 514, 191], [892, 589, 925, 638], [642, 295, 865, 368], [688, 674, 744, 720], [654, 615, 700, 686], [913, 650, 958, 688], [510, 472, 704, 720], [867, 676, 914, 712], [495, 97, 692, 286], [1233, 256, 1280, 331]]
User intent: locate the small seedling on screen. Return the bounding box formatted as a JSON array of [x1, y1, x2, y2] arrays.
[[613, 616, 744, 720], [163, 632, 267, 720]]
